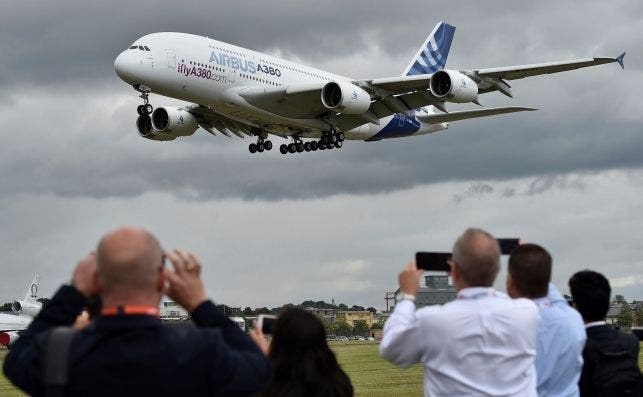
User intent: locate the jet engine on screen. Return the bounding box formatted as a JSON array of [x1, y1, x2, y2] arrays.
[[12, 300, 42, 317], [0, 331, 19, 347], [321, 82, 371, 114], [429, 70, 478, 103], [136, 115, 176, 141], [151, 107, 198, 137]]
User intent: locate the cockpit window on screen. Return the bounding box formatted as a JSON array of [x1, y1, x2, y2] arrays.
[[129, 46, 137, 49], [138, 46, 145, 50], [143, 46, 150, 51]]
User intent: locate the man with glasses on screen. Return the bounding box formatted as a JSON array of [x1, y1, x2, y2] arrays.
[[4, 226, 271, 396], [380, 228, 539, 397]]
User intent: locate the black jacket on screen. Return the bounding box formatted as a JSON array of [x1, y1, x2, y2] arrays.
[[579, 324, 640, 396], [3, 285, 272, 396]]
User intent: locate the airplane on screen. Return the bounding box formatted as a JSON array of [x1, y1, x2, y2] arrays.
[[113, 22, 624, 155], [0, 275, 42, 346]]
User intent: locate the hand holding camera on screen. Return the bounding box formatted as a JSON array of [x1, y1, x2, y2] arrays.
[[163, 248, 207, 312]]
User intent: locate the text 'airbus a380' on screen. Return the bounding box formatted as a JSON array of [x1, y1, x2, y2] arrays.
[[114, 22, 624, 155]]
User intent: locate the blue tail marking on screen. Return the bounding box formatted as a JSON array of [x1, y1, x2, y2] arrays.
[[405, 22, 456, 76]]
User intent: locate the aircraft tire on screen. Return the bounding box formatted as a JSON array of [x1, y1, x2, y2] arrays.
[[249, 143, 257, 153], [319, 143, 326, 151], [257, 143, 264, 153], [296, 143, 304, 152], [280, 144, 288, 154], [264, 141, 272, 150], [304, 142, 311, 152], [335, 141, 343, 149], [336, 132, 345, 142], [137, 105, 146, 116], [310, 141, 318, 151], [144, 104, 153, 114], [288, 144, 296, 154]]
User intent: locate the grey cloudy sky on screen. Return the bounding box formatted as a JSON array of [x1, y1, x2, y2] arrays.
[[0, 1, 641, 309]]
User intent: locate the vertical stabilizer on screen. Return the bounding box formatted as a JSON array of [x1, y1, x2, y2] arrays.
[[402, 22, 456, 76], [23, 275, 40, 302]]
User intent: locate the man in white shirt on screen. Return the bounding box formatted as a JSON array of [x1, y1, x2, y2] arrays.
[[380, 228, 539, 397]]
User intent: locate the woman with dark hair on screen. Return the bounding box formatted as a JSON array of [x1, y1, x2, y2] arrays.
[[250, 308, 353, 397]]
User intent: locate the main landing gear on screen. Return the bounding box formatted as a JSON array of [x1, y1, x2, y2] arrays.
[[248, 137, 273, 154], [135, 86, 153, 116], [278, 130, 345, 155]]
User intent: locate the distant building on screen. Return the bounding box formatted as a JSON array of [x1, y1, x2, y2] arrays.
[[306, 307, 336, 324], [337, 310, 374, 327], [393, 274, 457, 310]]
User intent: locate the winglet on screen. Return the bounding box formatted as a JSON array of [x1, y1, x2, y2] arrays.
[[616, 52, 626, 69]]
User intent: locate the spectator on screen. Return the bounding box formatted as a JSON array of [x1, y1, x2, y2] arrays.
[[3, 226, 271, 397], [250, 307, 353, 397], [380, 228, 539, 397], [569, 270, 641, 396], [507, 243, 586, 397]]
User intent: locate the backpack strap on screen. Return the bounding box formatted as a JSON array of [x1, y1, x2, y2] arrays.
[[43, 327, 79, 397]]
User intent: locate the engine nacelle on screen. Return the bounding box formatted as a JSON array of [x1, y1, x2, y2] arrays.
[[0, 331, 20, 347], [429, 70, 478, 103], [321, 82, 371, 114], [12, 300, 42, 317], [151, 107, 198, 137], [136, 115, 176, 141]]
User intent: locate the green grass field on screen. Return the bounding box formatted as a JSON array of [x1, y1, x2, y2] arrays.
[[330, 341, 423, 396], [1, 342, 641, 396]]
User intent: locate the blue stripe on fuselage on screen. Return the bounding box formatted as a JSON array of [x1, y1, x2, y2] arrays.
[[370, 113, 421, 140]]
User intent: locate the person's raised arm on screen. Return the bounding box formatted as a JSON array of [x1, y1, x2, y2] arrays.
[[379, 262, 424, 367], [164, 248, 271, 393]]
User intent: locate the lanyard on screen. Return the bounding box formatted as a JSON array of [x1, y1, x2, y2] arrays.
[[101, 305, 160, 317]]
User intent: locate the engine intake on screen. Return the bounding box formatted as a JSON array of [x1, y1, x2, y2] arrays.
[[430, 70, 478, 103], [151, 107, 198, 137], [12, 300, 42, 317], [321, 82, 371, 114]]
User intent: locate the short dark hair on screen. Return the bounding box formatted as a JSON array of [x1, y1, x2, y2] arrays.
[[508, 244, 552, 298], [568, 270, 611, 322]]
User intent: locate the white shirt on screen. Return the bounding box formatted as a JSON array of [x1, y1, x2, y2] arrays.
[[380, 287, 539, 397]]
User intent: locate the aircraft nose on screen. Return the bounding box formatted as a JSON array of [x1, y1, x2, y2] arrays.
[[114, 51, 137, 83]]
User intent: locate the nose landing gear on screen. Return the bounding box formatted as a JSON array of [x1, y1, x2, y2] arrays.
[[134, 85, 153, 116]]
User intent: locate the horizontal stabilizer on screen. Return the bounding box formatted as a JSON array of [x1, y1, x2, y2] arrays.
[[419, 106, 537, 124]]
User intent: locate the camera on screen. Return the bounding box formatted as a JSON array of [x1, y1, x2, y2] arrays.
[[415, 238, 521, 271], [257, 314, 277, 335]]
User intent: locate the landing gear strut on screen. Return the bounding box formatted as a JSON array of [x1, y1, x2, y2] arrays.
[[135, 86, 153, 116]]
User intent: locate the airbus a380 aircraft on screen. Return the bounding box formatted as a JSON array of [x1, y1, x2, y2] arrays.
[[114, 22, 624, 155], [0, 275, 42, 346]]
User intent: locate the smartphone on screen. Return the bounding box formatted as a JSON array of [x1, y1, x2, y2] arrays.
[[497, 238, 521, 255], [257, 314, 277, 334], [415, 252, 452, 271]]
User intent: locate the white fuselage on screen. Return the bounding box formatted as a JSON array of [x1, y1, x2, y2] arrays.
[[114, 32, 447, 140]]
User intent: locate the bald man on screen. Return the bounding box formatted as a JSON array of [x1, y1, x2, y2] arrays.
[[380, 228, 539, 397], [4, 227, 271, 397]]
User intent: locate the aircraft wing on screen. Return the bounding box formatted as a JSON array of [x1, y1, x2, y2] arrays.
[[420, 106, 537, 123], [187, 104, 257, 138], [473, 55, 624, 81]]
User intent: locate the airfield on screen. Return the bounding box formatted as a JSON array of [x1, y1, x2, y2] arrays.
[[1, 342, 642, 396]]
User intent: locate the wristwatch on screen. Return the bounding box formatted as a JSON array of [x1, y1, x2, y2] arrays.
[[395, 292, 416, 303]]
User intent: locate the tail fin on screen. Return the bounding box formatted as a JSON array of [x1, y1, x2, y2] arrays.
[[402, 21, 456, 76], [23, 275, 40, 302]]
